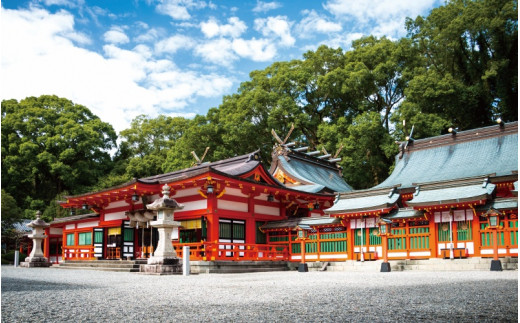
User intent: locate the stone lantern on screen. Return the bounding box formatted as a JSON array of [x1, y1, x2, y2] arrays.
[[140, 184, 184, 274], [20, 211, 51, 268]]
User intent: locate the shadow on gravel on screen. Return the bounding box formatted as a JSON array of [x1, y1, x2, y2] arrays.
[[1, 277, 97, 292]]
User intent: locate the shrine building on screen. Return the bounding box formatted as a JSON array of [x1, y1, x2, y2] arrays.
[[41, 121, 517, 266], [325, 121, 518, 261], [45, 150, 341, 263]]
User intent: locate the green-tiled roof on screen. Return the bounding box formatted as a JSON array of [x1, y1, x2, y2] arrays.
[[407, 183, 496, 206], [261, 216, 342, 230], [278, 155, 353, 193], [377, 126, 518, 189], [476, 198, 518, 212], [325, 190, 399, 214], [285, 184, 325, 193], [384, 208, 425, 220]]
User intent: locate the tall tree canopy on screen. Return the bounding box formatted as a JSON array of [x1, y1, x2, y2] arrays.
[[404, 0, 517, 130], [119, 114, 191, 178], [1, 95, 117, 217]]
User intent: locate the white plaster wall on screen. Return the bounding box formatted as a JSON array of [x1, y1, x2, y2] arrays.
[[226, 187, 248, 198], [65, 224, 75, 230], [218, 200, 248, 212], [50, 227, 63, 235], [180, 200, 207, 212], [254, 205, 279, 216], [77, 221, 99, 229], [174, 188, 200, 198], [319, 254, 348, 259], [106, 200, 129, 209], [104, 211, 127, 221], [388, 252, 407, 258]]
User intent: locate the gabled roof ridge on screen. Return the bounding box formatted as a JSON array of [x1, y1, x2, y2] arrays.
[[286, 149, 342, 171], [337, 185, 401, 199], [412, 175, 493, 190], [141, 150, 261, 182], [407, 121, 517, 152]]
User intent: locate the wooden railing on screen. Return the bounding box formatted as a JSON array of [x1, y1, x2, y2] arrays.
[[479, 220, 518, 257], [268, 229, 349, 261], [173, 242, 289, 261], [62, 245, 95, 260]]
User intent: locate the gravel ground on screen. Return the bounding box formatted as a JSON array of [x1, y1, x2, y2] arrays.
[[1, 266, 517, 322]]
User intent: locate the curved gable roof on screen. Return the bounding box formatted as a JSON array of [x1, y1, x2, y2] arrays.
[[271, 148, 353, 194], [377, 122, 518, 189]]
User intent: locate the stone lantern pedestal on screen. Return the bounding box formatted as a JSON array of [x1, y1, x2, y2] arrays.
[[140, 184, 184, 275], [20, 211, 51, 268]]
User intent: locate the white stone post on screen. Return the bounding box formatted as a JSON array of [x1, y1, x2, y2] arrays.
[[183, 246, 190, 276]]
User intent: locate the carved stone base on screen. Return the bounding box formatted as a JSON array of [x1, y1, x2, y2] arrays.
[[147, 257, 179, 265], [20, 257, 51, 268], [140, 262, 182, 275], [141, 257, 181, 274]]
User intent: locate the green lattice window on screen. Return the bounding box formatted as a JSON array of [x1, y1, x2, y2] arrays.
[[233, 223, 245, 240], [353, 229, 364, 246], [66, 233, 75, 246], [123, 228, 134, 242], [510, 220, 518, 246], [437, 223, 451, 242], [94, 231, 103, 244], [78, 232, 92, 245], [320, 240, 347, 252], [480, 222, 505, 247], [456, 221, 472, 241], [369, 228, 381, 245]]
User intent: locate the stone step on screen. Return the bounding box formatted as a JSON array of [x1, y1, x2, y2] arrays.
[[56, 266, 140, 272], [55, 259, 147, 272]]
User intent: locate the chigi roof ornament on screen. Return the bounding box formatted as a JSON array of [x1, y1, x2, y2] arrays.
[[398, 122, 415, 159], [191, 147, 210, 166]]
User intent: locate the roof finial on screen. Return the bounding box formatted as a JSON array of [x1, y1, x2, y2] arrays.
[[162, 184, 171, 198]]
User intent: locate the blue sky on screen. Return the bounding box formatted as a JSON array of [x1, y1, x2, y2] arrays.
[[1, 0, 442, 134]]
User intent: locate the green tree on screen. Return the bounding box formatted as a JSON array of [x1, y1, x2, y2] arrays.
[[162, 113, 225, 172], [1, 190, 22, 233], [1, 95, 117, 215], [319, 112, 398, 189], [119, 115, 191, 178], [405, 0, 517, 129]]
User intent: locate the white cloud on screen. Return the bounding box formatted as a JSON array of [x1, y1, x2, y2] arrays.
[[296, 10, 342, 37], [135, 27, 162, 43], [232, 38, 277, 61], [253, 1, 281, 13], [254, 16, 294, 46], [1, 7, 233, 133], [156, 0, 207, 20], [324, 0, 439, 38], [194, 38, 237, 66], [155, 34, 196, 54], [200, 17, 247, 39], [103, 26, 129, 44], [42, 0, 83, 8]]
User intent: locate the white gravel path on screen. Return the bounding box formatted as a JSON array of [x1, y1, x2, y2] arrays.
[[1, 266, 517, 322]]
